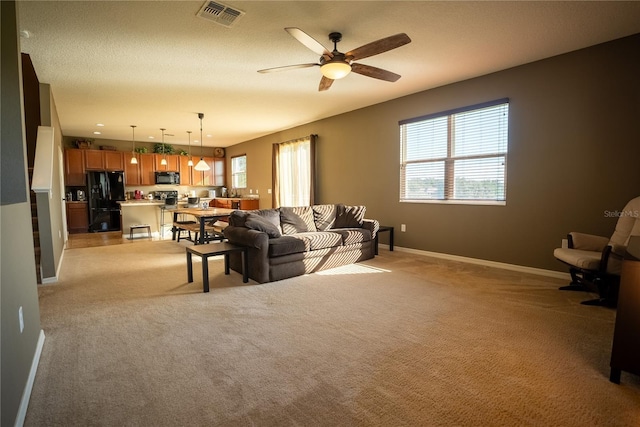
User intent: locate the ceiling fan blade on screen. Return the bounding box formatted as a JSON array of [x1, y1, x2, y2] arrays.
[[345, 33, 411, 61], [351, 63, 401, 82], [285, 27, 333, 58], [258, 63, 319, 73], [318, 76, 334, 92]]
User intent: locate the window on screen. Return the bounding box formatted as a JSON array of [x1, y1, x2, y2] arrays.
[[231, 155, 246, 189], [273, 135, 316, 207], [400, 99, 509, 204]]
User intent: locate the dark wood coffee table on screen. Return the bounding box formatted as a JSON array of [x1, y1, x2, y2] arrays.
[[186, 242, 248, 292]]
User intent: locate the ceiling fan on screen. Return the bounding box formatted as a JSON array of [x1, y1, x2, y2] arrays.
[[258, 27, 411, 91]]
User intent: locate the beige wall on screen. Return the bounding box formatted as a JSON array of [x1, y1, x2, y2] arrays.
[[1, 2, 44, 425], [226, 34, 640, 272]]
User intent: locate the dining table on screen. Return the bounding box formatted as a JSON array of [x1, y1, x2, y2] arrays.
[[171, 207, 236, 244]]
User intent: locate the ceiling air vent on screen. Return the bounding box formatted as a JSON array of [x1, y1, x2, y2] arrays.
[[197, 1, 245, 27]]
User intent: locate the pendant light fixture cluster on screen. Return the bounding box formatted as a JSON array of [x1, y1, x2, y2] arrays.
[[126, 114, 210, 169], [130, 125, 138, 164], [194, 112, 210, 171]]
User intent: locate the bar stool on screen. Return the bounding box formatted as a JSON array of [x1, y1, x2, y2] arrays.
[[130, 224, 151, 239]]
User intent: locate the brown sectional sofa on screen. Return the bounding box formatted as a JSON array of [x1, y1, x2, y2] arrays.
[[224, 204, 379, 283]]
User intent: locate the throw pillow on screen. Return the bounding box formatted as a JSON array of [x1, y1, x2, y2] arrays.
[[244, 213, 282, 238], [229, 211, 248, 227], [280, 206, 317, 235], [334, 204, 366, 228], [313, 204, 337, 231]]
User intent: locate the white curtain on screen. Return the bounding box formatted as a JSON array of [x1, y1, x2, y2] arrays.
[[273, 135, 315, 207]]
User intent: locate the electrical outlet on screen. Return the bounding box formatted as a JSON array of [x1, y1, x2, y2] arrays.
[[267, 189, 272, 194], [19, 306, 24, 333], [401, 224, 406, 232], [256, 189, 259, 194], [249, 189, 253, 194]]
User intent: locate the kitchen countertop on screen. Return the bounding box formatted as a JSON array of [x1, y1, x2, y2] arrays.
[[118, 198, 214, 207]]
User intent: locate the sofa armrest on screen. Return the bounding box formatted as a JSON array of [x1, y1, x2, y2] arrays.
[[609, 242, 627, 258], [568, 232, 609, 251], [362, 219, 380, 241], [224, 226, 269, 250]]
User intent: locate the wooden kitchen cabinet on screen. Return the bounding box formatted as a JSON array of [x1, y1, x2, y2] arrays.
[[154, 154, 179, 172], [202, 156, 216, 186], [139, 153, 156, 185], [179, 155, 193, 186], [104, 151, 124, 171], [239, 199, 259, 210], [64, 149, 86, 186], [125, 153, 140, 185], [213, 198, 232, 209], [66, 201, 89, 233], [84, 150, 104, 170], [213, 198, 258, 210]]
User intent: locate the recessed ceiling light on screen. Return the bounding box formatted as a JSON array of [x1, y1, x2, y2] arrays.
[[148, 136, 155, 139], [96, 123, 104, 127], [206, 134, 212, 137], [93, 131, 101, 135]]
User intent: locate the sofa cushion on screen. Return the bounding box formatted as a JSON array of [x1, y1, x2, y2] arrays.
[[329, 228, 372, 245], [296, 231, 343, 250], [244, 213, 282, 238], [268, 236, 310, 257], [313, 204, 337, 231], [334, 204, 366, 228], [280, 206, 317, 235]]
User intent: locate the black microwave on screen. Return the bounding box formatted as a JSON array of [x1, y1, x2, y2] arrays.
[[155, 171, 180, 185]]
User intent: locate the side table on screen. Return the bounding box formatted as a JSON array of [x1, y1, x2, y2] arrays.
[[375, 226, 394, 255], [186, 242, 248, 292]]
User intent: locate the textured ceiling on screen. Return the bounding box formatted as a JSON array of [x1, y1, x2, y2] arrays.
[[17, 1, 640, 147]]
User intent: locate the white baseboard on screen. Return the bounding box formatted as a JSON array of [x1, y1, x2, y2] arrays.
[[41, 246, 64, 284], [378, 244, 570, 280], [14, 329, 46, 427]]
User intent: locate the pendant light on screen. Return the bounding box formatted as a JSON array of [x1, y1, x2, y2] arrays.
[[130, 125, 138, 164], [194, 113, 210, 171], [187, 131, 194, 167], [160, 128, 167, 166]]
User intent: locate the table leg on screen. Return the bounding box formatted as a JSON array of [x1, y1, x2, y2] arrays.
[[389, 228, 394, 251], [172, 211, 178, 241], [186, 251, 193, 283], [224, 253, 230, 275], [202, 254, 209, 293], [242, 249, 248, 283], [198, 218, 205, 245]]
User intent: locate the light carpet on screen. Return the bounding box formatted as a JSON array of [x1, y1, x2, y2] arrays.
[[25, 240, 640, 426]]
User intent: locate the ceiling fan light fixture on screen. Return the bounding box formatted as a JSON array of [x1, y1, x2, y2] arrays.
[[320, 61, 351, 80]]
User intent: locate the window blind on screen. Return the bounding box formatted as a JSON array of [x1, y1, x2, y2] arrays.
[[400, 99, 509, 204]]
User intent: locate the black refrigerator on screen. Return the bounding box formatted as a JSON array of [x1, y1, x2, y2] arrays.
[[88, 171, 125, 232]]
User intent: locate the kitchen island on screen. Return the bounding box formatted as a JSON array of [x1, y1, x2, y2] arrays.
[[118, 199, 212, 239]]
